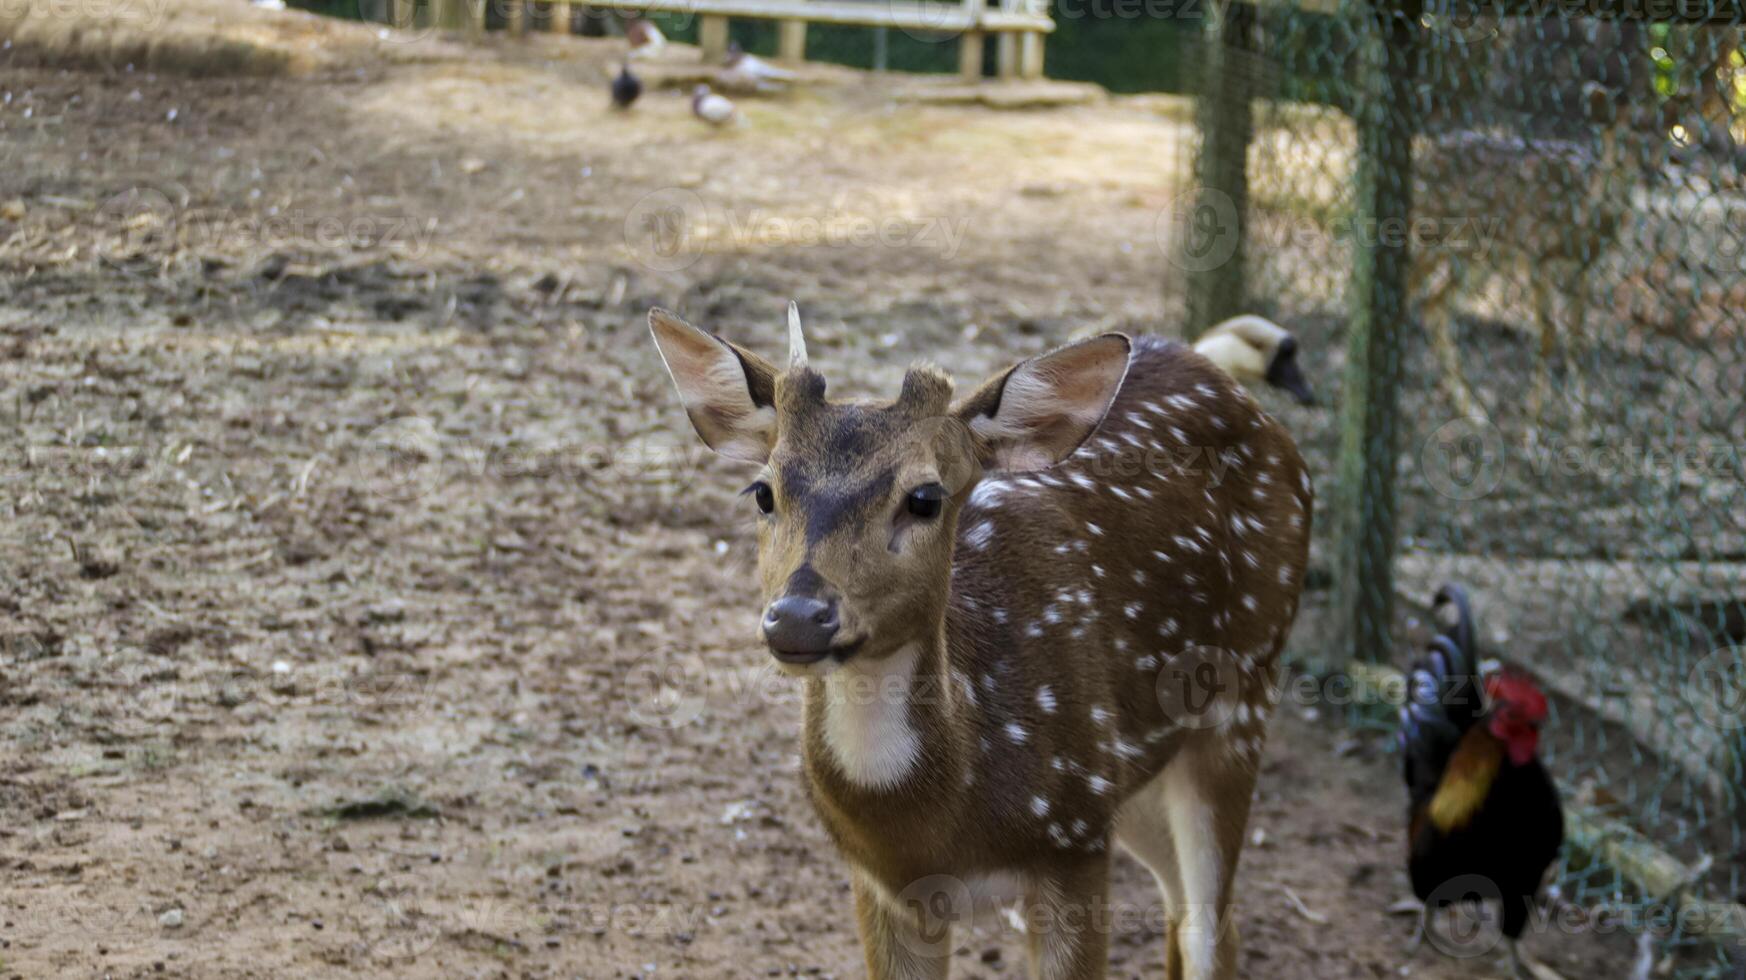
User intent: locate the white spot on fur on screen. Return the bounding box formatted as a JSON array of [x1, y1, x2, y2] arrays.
[[1031, 795, 1051, 818], [963, 521, 995, 550], [1005, 722, 1029, 744], [1087, 774, 1113, 795], [968, 480, 1008, 510], [1036, 686, 1057, 714]]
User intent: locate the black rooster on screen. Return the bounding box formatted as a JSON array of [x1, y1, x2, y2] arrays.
[[1399, 584, 1564, 977]]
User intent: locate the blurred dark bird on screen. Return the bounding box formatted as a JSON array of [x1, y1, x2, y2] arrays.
[[720, 40, 796, 92], [610, 64, 641, 110], [691, 85, 737, 127], [624, 17, 665, 59], [1399, 584, 1564, 979]]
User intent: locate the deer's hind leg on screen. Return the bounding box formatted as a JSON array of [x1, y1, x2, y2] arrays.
[[1161, 734, 1260, 980], [1115, 770, 1188, 979]]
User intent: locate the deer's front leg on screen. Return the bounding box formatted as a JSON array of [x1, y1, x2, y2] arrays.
[[854, 873, 953, 980], [1023, 854, 1113, 980]]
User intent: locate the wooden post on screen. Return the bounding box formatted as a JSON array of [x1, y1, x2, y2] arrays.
[[431, 0, 476, 31], [1018, 0, 1044, 78], [547, 0, 568, 33], [1019, 30, 1044, 78], [699, 15, 730, 61], [1335, 0, 1418, 665], [778, 13, 806, 62], [390, 0, 418, 30], [507, 0, 525, 34], [959, 0, 986, 79], [1183, 0, 1256, 338]]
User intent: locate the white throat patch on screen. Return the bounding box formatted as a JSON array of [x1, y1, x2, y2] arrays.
[[820, 643, 924, 791]]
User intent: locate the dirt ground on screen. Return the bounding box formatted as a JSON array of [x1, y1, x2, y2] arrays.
[[0, 11, 1648, 979]]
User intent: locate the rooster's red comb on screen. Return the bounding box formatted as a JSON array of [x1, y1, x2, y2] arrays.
[[1484, 668, 1548, 721]]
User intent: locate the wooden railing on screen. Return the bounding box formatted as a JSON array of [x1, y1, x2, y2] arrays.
[[400, 0, 1053, 79]]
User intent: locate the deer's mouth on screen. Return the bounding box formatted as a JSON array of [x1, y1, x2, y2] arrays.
[[768, 637, 864, 666]]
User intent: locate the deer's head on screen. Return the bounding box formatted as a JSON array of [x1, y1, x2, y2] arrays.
[[650, 305, 1130, 674]]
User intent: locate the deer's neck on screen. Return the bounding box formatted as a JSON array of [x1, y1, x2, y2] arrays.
[[806, 634, 966, 796]]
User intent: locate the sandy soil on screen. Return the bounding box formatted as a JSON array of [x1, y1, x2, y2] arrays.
[[0, 16, 1649, 980]]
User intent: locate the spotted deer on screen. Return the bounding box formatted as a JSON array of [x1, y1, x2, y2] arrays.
[[650, 304, 1312, 980]]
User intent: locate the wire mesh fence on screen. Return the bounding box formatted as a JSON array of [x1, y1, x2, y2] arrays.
[[1165, 1, 1746, 974]]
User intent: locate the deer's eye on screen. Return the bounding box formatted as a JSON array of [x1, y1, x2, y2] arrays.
[[745, 481, 775, 515], [905, 483, 946, 520]]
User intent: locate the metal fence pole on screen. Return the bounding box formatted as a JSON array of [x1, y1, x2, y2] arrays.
[[1184, 0, 1256, 340], [1335, 0, 1417, 664]]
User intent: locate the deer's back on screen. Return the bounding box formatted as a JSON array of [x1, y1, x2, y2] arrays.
[[935, 335, 1313, 860]]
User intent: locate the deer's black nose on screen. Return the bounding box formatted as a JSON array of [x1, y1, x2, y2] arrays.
[[761, 595, 840, 662]]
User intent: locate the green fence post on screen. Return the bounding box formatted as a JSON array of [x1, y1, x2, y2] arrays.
[[1183, 0, 1257, 340], [1335, 0, 1417, 665]]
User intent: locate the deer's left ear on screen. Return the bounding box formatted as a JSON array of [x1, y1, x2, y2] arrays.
[[649, 308, 778, 463], [954, 334, 1130, 472]]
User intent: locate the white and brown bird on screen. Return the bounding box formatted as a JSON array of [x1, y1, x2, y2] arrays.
[[719, 40, 797, 92], [624, 17, 665, 59], [691, 85, 737, 127], [1192, 314, 1316, 405]]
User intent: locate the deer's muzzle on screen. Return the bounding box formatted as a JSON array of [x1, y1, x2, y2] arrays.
[[761, 594, 842, 663]]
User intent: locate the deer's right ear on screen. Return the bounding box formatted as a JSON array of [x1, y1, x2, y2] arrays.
[[649, 308, 778, 463], [954, 334, 1131, 472]]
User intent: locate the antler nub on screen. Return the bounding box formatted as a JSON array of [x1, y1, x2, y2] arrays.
[[787, 301, 807, 368]]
